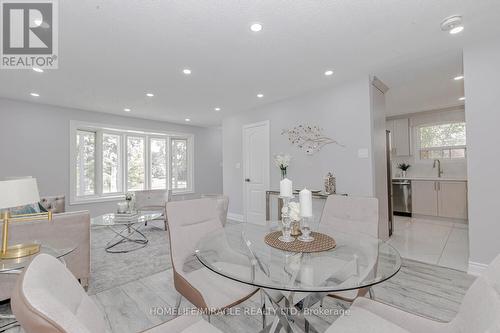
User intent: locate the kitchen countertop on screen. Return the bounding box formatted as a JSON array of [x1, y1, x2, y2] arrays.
[[393, 177, 467, 182]]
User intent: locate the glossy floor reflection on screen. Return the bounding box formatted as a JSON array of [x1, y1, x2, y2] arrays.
[[388, 216, 469, 271]]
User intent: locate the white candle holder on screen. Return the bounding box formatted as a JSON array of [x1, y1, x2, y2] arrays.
[[278, 196, 295, 243], [298, 215, 315, 242]]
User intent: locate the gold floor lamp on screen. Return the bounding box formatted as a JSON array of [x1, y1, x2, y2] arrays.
[[0, 178, 52, 260]]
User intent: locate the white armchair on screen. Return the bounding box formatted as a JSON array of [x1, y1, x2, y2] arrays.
[[134, 189, 171, 230]]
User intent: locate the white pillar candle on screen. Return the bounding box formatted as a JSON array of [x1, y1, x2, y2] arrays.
[[300, 188, 313, 217], [280, 178, 293, 197]]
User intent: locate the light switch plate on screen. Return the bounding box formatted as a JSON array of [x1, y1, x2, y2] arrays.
[[235, 163, 241, 169]]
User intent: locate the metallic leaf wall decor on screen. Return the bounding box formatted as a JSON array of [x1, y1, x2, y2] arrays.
[[281, 125, 344, 155]]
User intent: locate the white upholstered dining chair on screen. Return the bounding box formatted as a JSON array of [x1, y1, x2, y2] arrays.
[[166, 198, 259, 321], [318, 195, 380, 303], [11, 253, 221, 333], [326, 253, 500, 332], [201, 194, 229, 226]]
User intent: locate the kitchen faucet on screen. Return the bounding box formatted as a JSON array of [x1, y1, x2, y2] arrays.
[[433, 159, 444, 178]]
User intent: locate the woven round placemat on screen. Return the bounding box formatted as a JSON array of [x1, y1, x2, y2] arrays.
[[264, 231, 336, 253]]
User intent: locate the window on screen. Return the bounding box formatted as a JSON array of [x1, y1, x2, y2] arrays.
[[150, 138, 167, 190], [126, 136, 146, 191], [71, 122, 194, 204], [76, 130, 96, 196], [171, 138, 188, 191], [417, 122, 466, 160], [102, 133, 121, 194]]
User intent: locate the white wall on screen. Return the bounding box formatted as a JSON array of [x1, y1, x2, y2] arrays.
[[463, 41, 500, 271], [389, 107, 467, 179], [0, 98, 223, 217], [223, 76, 377, 222]]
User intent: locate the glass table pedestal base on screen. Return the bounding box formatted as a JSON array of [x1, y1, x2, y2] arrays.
[[259, 289, 325, 333]]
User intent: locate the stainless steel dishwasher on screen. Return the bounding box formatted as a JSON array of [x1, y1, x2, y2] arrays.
[[392, 179, 412, 216]]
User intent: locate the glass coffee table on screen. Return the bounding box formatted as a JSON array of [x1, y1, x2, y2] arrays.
[[195, 222, 402, 333], [91, 211, 163, 253]]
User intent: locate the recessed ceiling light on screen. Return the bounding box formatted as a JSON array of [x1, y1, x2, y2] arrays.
[[124, 108, 131, 112], [183, 69, 192, 75], [453, 75, 464, 81], [324, 70, 334, 76], [30, 92, 39, 97], [214, 107, 221, 111], [32, 67, 44, 73], [458, 97, 466, 101], [250, 23, 263, 32], [146, 93, 154, 97], [257, 93, 264, 98], [441, 15, 464, 35], [185, 118, 191, 122]]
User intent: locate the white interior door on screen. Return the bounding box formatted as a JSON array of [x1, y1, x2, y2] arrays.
[[243, 121, 270, 224]]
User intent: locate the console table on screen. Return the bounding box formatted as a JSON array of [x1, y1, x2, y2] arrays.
[[265, 190, 347, 221]]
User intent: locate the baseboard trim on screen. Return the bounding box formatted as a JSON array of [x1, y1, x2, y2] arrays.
[[468, 261, 488, 276], [227, 212, 245, 223]]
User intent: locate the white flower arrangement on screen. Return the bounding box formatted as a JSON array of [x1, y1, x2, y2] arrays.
[[273, 153, 291, 169], [288, 201, 301, 222], [273, 153, 292, 179], [125, 192, 134, 201]]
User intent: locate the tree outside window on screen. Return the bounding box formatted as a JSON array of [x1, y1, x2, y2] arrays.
[[418, 122, 466, 160]]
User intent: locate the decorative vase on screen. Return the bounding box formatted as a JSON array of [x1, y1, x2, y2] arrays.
[[401, 170, 407, 178], [280, 168, 287, 180], [324, 172, 336, 194], [117, 202, 128, 214], [126, 200, 133, 213]]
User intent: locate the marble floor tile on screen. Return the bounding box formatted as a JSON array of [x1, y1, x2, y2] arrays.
[[389, 216, 469, 271]]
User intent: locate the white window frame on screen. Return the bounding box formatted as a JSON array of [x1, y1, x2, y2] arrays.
[[69, 121, 194, 205], [414, 121, 467, 163]]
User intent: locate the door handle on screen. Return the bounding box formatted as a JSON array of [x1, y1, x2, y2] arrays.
[[245, 178, 251, 182]]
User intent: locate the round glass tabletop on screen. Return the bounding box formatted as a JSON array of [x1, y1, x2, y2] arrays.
[[0, 243, 76, 274], [195, 223, 401, 293], [91, 211, 163, 227]]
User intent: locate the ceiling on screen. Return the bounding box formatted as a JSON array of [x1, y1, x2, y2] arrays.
[[380, 49, 465, 116], [1, 0, 499, 126]]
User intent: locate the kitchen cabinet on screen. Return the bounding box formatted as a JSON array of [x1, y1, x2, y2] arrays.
[[438, 181, 468, 219], [412, 180, 468, 219], [386, 118, 410, 156], [412, 180, 438, 216]]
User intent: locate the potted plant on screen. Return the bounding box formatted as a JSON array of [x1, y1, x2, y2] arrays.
[[397, 162, 411, 178], [273, 153, 292, 179]]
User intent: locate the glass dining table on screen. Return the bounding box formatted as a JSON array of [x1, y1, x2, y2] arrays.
[[195, 222, 402, 333]]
